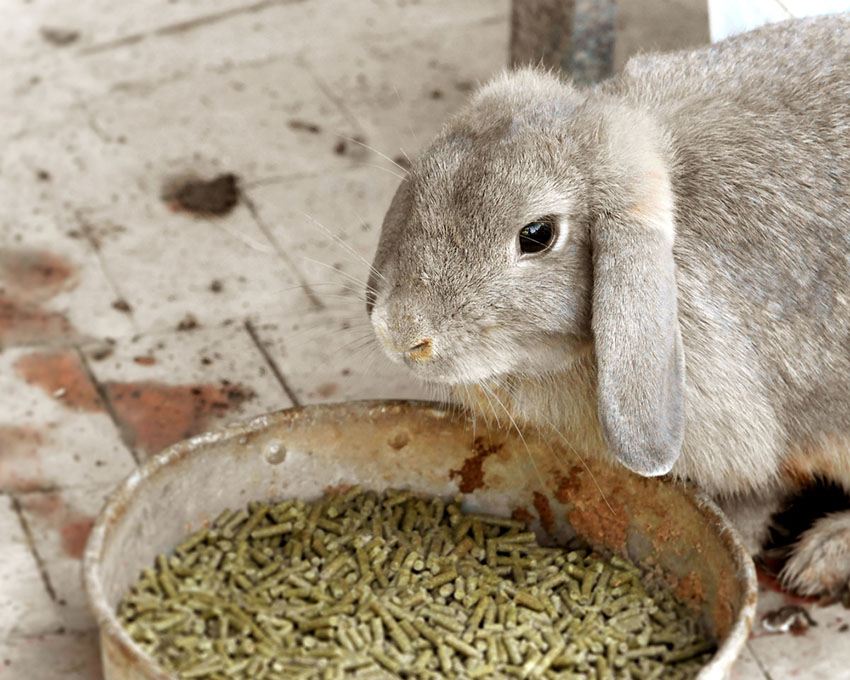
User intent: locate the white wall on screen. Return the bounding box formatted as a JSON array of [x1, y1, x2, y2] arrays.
[[708, 0, 849, 40]]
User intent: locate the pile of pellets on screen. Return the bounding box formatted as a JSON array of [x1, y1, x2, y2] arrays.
[[118, 488, 715, 679]]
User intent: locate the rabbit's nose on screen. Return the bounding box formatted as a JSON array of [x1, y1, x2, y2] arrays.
[[404, 338, 433, 363]]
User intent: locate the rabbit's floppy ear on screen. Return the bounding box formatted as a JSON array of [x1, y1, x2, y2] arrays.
[[590, 147, 685, 477]]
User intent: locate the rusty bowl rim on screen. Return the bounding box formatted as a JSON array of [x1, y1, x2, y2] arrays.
[[83, 399, 758, 679]]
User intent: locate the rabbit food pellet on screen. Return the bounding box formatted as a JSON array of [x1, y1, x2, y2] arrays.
[[117, 488, 715, 679]]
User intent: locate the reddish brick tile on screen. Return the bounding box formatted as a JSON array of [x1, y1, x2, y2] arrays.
[[104, 381, 255, 458], [18, 492, 95, 562], [84, 324, 293, 459], [0, 298, 77, 348], [0, 425, 46, 493], [0, 348, 136, 493], [0, 249, 81, 347], [15, 486, 112, 633], [12, 347, 261, 459], [13, 352, 104, 413], [0, 249, 76, 305]]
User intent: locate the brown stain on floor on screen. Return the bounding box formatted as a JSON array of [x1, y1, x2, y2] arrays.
[[449, 437, 503, 493], [20, 491, 95, 560], [14, 351, 105, 412], [14, 350, 256, 458], [0, 249, 79, 347], [315, 382, 338, 399], [105, 381, 255, 457], [0, 425, 46, 492], [0, 249, 76, 303]]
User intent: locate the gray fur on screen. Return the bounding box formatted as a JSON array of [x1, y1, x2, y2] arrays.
[[367, 14, 850, 596]]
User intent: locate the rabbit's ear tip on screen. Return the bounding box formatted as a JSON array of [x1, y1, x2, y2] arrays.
[[608, 435, 682, 477]]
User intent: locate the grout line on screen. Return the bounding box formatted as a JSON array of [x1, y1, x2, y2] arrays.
[[244, 320, 301, 407], [69, 11, 509, 116], [5, 628, 99, 643], [73, 210, 141, 336], [78, 0, 307, 56], [242, 170, 325, 189], [9, 495, 58, 602], [74, 346, 141, 466], [240, 191, 324, 310], [746, 641, 777, 680], [299, 58, 363, 132]]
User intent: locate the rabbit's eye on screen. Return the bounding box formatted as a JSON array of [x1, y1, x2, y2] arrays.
[[518, 220, 555, 255]]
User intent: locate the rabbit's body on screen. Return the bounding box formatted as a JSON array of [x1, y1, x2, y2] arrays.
[[367, 14, 850, 597]]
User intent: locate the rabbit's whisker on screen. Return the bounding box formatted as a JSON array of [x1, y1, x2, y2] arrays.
[[478, 381, 547, 492], [300, 257, 378, 295], [338, 135, 410, 176], [536, 412, 616, 517], [299, 211, 386, 282]]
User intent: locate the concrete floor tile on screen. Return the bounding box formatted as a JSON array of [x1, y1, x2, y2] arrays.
[[246, 166, 401, 308], [0, 61, 90, 143], [0, 153, 137, 346], [87, 56, 357, 187], [0, 496, 59, 638], [0, 348, 136, 493], [68, 0, 508, 97], [304, 16, 510, 165], [747, 586, 850, 679], [0, 0, 252, 64], [0, 630, 101, 680], [250, 307, 432, 404], [728, 643, 768, 680], [84, 323, 293, 459], [78, 198, 309, 334], [17, 485, 117, 633]]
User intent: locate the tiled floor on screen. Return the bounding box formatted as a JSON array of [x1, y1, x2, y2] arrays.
[[0, 1, 847, 678]]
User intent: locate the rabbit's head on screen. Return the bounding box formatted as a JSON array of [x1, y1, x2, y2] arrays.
[[367, 68, 685, 476]]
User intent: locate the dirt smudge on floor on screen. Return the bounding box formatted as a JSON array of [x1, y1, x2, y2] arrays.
[[315, 382, 338, 398], [163, 174, 240, 217], [40, 27, 80, 46]]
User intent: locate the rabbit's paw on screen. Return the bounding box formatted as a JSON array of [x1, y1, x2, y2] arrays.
[[780, 511, 850, 601]]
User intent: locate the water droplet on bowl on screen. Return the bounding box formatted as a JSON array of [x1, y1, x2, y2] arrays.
[[264, 439, 286, 465]]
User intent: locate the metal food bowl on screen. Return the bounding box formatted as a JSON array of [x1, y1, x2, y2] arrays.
[[84, 400, 757, 679]]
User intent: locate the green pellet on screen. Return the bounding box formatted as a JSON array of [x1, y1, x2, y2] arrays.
[[118, 489, 714, 680], [514, 590, 546, 612], [428, 567, 457, 590], [371, 649, 402, 674], [437, 644, 453, 674]]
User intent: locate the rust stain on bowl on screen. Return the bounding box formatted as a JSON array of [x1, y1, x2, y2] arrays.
[[448, 436, 503, 493], [532, 491, 555, 533], [556, 469, 629, 552]]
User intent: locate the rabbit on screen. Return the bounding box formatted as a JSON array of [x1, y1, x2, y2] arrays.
[[365, 12, 850, 600]]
